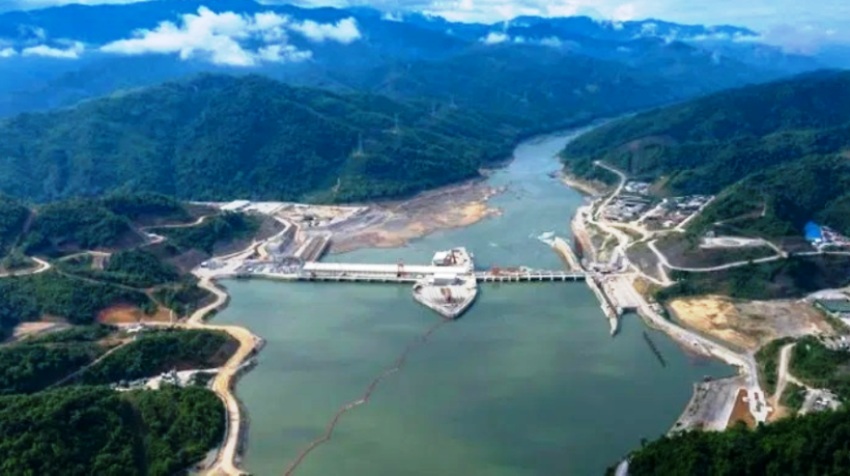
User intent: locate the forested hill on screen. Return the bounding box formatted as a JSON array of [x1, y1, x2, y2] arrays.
[[616, 408, 850, 476], [561, 70, 850, 237], [0, 74, 516, 203]]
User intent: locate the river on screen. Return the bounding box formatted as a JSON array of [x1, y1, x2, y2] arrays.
[[215, 128, 732, 476]]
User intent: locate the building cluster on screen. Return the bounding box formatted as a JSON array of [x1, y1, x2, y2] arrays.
[[819, 335, 850, 352], [113, 369, 215, 392], [599, 180, 712, 229], [599, 180, 652, 222], [641, 195, 712, 229]]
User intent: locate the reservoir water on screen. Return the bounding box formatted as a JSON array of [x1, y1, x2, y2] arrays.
[[215, 129, 732, 476]]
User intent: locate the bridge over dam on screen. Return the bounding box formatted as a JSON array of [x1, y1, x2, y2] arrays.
[[294, 262, 586, 284]]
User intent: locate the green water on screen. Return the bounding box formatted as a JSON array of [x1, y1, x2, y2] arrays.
[[215, 130, 732, 476]]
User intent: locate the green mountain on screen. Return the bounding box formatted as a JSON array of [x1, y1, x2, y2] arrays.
[[0, 74, 516, 203], [0, 195, 28, 256], [351, 44, 761, 132], [616, 408, 850, 476], [561, 70, 850, 236], [0, 386, 224, 476]]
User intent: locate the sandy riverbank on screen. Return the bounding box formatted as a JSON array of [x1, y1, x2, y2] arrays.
[[330, 180, 504, 254]]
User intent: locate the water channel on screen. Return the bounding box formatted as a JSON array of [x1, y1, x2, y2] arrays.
[[215, 128, 733, 476]]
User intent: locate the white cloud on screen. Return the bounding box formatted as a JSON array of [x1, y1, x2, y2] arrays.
[[0, 47, 17, 58], [257, 44, 313, 62], [758, 24, 850, 54], [21, 41, 84, 59], [481, 31, 509, 44], [288, 17, 361, 43], [539, 36, 563, 47], [381, 11, 404, 22], [100, 7, 359, 66]]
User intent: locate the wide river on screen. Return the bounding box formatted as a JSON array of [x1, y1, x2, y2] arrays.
[[216, 129, 732, 476]]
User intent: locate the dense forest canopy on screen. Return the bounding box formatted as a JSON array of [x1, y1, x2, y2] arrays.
[[0, 195, 28, 256], [656, 255, 850, 302], [19, 192, 193, 256], [152, 212, 260, 255], [690, 155, 850, 237], [0, 342, 103, 394], [0, 193, 263, 339], [81, 329, 234, 385], [0, 386, 224, 476], [0, 271, 153, 339], [99, 192, 190, 225], [791, 336, 850, 403], [620, 409, 850, 476], [561, 70, 850, 237], [0, 74, 517, 203]]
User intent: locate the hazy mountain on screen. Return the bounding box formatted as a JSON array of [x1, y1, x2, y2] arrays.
[[0, 0, 827, 117]]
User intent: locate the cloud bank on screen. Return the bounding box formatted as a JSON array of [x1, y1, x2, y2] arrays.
[[22, 41, 85, 58], [100, 7, 361, 66]]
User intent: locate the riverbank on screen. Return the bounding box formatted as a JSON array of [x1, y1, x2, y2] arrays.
[[330, 179, 504, 254], [187, 277, 260, 476], [560, 171, 607, 197]]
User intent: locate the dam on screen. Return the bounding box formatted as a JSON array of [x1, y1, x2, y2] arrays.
[[224, 245, 591, 319]]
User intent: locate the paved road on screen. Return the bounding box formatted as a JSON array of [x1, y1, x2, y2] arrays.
[[647, 239, 784, 273]]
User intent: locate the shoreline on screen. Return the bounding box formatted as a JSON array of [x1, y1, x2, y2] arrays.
[[329, 179, 505, 254], [189, 277, 259, 476], [560, 171, 608, 197], [561, 161, 764, 436]]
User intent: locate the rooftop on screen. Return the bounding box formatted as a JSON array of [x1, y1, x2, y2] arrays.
[[302, 262, 469, 275], [815, 299, 850, 313]]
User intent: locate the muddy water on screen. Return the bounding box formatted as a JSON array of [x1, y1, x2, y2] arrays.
[[215, 129, 732, 476]]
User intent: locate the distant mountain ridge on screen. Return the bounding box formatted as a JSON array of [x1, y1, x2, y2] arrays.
[[0, 0, 824, 118], [0, 74, 517, 203], [561, 69, 850, 237]]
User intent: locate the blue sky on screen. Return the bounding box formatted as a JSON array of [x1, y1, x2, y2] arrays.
[[5, 0, 849, 36]]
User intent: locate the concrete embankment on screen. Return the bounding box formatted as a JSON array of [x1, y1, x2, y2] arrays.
[[552, 236, 583, 271], [585, 275, 619, 336], [570, 208, 597, 263], [412, 282, 478, 319]]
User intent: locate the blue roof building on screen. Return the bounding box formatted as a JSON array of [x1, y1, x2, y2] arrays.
[[805, 221, 823, 242]]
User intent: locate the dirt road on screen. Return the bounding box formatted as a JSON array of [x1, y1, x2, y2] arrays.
[[0, 256, 52, 278], [190, 278, 258, 476]]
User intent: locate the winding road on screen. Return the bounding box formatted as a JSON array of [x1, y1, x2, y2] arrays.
[[0, 256, 52, 278], [588, 161, 763, 416], [0, 213, 260, 476], [189, 277, 259, 476]]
